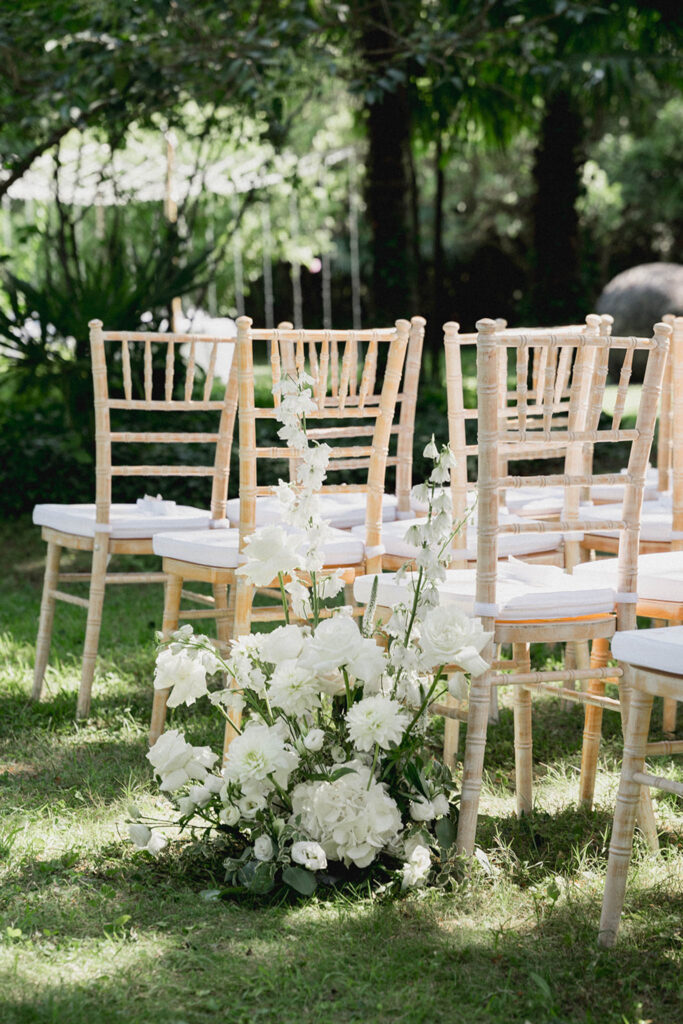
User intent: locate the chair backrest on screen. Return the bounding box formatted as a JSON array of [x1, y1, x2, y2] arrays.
[[89, 319, 238, 526], [234, 316, 412, 558], [474, 317, 671, 630], [443, 315, 606, 550], [667, 315, 683, 550]]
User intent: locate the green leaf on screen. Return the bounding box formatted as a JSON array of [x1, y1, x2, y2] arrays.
[[282, 865, 317, 896], [435, 816, 456, 851], [530, 972, 552, 1000]]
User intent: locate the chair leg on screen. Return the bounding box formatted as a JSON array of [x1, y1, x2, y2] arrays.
[[456, 671, 493, 855], [598, 688, 654, 948], [76, 538, 110, 719], [32, 540, 63, 700], [662, 698, 677, 737], [442, 697, 460, 767], [618, 676, 659, 852], [149, 572, 183, 746], [213, 582, 231, 650], [513, 643, 532, 816], [578, 635, 610, 809]]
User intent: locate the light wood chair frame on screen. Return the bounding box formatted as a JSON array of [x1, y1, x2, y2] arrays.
[[598, 658, 683, 947], [455, 317, 671, 856], [150, 315, 412, 748], [32, 319, 238, 719]]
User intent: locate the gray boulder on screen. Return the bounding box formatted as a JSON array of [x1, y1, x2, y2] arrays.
[[596, 263, 683, 380], [596, 262, 683, 336]]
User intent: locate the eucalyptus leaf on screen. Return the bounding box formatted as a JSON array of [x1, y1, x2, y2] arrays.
[[282, 866, 317, 896]]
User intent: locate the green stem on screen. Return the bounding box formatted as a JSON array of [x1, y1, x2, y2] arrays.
[[278, 572, 290, 625], [367, 742, 380, 789], [402, 667, 446, 742]]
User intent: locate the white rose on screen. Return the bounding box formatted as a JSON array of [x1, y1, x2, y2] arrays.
[[260, 625, 306, 664], [419, 606, 492, 673], [291, 841, 327, 871], [253, 836, 274, 861], [303, 728, 325, 752], [299, 615, 365, 676]]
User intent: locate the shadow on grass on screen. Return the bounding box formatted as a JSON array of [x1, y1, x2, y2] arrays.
[[1, 878, 682, 1024]]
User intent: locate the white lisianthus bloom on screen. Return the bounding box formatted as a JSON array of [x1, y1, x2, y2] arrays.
[[290, 763, 402, 868], [432, 793, 450, 817], [177, 796, 196, 816], [223, 721, 300, 796], [401, 843, 431, 890], [153, 647, 209, 708], [146, 730, 218, 792], [219, 805, 240, 826], [303, 728, 325, 752], [409, 797, 436, 822], [419, 606, 492, 674], [268, 660, 321, 717], [128, 823, 152, 847], [188, 783, 213, 808], [447, 671, 469, 701], [291, 841, 327, 871], [238, 791, 268, 818], [260, 624, 306, 665], [236, 525, 299, 586], [253, 836, 274, 861], [128, 823, 167, 856], [345, 694, 410, 752]]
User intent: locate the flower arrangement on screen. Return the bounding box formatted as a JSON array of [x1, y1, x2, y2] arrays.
[[129, 372, 491, 896]]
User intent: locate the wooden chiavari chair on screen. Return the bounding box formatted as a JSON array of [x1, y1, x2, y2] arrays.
[[149, 315, 412, 751], [32, 320, 238, 718], [354, 317, 671, 854]]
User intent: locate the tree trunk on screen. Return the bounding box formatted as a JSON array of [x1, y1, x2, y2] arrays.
[[530, 88, 586, 324], [360, 6, 417, 326]]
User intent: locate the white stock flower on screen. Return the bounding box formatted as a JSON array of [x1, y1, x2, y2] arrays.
[[260, 624, 306, 665], [317, 571, 346, 600], [285, 578, 312, 620], [290, 763, 402, 868], [146, 730, 219, 792], [236, 526, 300, 586], [153, 647, 209, 708], [291, 841, 327, 871], [254, 836, 274, 861], [268, 660, 321, 717], [345, 694, 410, 752], [223, 721, 300, 796], [401, 843, 431, 890], [419, 606, 492, 674], [303, 728, 325, 752]]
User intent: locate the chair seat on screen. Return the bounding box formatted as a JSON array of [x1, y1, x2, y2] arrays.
[[572, 551, 683, 604], [351, 513, 564, 562], [153, 524, 366, 569], [353, 559, 616, 621], [226, 492, 401, 530], [612, 625, 683, 680], [578, 497, 673, 542], [32, 502, 211, 540], [504, 485, 565, 516]]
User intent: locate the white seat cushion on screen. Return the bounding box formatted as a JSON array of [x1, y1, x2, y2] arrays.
[[153, 525, 365, 569], [33, 502, 211, 540], [351, 513, 564, 562], [573, 551, 683, 604], [612, 625, 683, 677], [504, 485, 565, 516], [590, 465, 660, 503], [226, 493, 400, 530], [578, 498, 673, 542], [354, 559, 615, 621]]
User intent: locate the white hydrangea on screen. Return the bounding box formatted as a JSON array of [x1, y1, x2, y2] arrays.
[[345, 694, 410, 752], [290, 763, 403, 868], [146, 730, 219, 793], [223, 721, 300, 797]]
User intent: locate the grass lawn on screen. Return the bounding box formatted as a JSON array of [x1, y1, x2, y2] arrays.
[[1, 519, 682, 1024]]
